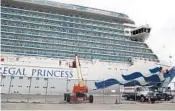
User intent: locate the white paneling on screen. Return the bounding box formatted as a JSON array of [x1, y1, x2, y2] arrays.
[[47, 78, 67, 95], [1, 75, 11, 93], [30, 77, 47, 95]]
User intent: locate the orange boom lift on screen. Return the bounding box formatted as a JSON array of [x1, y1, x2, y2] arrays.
[[64, 54, 93, 103]]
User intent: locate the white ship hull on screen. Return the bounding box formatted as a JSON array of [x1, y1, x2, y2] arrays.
[[1, 53, 175, 95]]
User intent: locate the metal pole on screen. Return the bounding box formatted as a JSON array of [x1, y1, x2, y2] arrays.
[[1, 74, 3, 83], [174, 82, 175, 93], [7, 75, 13, 102], [1, 74, 3, 87], [134, 80, 136, 104], [65, 77, 69, 103], [174, 82, 175, 103], [66, 76, 69, 93], [27, 77, 32, 103], [1, 74, 4, 102], [119, 85, 121, 104], [45, 78, 49, 104], [103, 78, 105, 104]]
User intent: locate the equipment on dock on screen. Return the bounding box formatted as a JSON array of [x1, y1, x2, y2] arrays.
[[64, 54, 93, 103], [153, 87, 174, 101], [122, 86, 156, 103]]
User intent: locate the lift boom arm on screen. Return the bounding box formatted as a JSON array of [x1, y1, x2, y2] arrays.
[[75, 55, 85, 87]]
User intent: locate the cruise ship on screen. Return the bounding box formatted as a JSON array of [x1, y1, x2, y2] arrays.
[[1, 0, 175, 95]]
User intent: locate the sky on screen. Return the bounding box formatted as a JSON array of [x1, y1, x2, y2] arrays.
[[51, 0, 175, 65]]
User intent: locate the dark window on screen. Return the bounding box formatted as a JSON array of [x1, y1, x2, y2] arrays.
[[141, 28, 144, 33], [2, 75, 6, 78], [36, 77, 39, 80], [138, 29, 141, 33], [59, 60, 61, 66], [11, 76, 14, 79], [28, 77, 32, 80], [133, 31, 135, 35], [136, 30, 138, 34], [19, 77, 23, 79], [44, 78, 48, 81], [51, 87, 55, 89]]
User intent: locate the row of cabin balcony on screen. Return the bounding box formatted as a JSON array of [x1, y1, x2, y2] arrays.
[[1, 32, 149, 50], [1, 26, 148, 48], [1, 17, 125, 36], [1, 48, 130, 63], [1, 43, 158, 60], [1, 37, 153, 54], [1, 48, 158, 64], [1, 43, 154, 59], [0, 9, 127, 33], [1, 6, 133, 31]]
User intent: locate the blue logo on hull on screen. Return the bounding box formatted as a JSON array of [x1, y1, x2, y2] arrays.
[[95, 67, 175, 89]]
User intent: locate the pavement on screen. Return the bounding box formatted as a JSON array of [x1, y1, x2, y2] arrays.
[[1, 102, 175, 110], [1, 94, 175, 110]]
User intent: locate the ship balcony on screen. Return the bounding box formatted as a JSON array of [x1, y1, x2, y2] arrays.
[[130, 25, 151, 42]]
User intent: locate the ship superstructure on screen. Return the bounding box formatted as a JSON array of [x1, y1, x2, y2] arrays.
[[1, 0, 174, 95], [1, 0, 158, 62]]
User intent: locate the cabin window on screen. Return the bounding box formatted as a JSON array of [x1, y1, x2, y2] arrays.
[[136, 30, 138, 34], [44, 78, 48, 81], [28, 77, 32, 80], [138, 29, 141, 33], [51, 87, 55, 89], [19, 77, 23, 79], [35, 86, 39, 88], [2, 75, 6, 79]]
